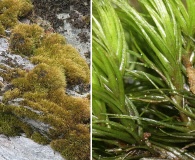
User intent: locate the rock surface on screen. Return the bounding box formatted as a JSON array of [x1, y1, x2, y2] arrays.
[[0, 134, 64, 160]]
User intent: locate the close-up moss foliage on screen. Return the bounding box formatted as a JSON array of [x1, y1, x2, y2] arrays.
[[0, 0, 90, 159], [92, 0, 195, 159]]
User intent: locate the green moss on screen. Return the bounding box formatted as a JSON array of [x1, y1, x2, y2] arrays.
[[12, 77, 31, 91], [31, 132, 49, 145], [0, 23, 5, 35], [10, 24, 44, 55], [0, 67, 25, 82], [26, 63, 66, 90], [51, 131, 90, 160], [17, 0, 33, 17], [9, 23, 89, 84], [0, 0, 33, 28], [33, 44, 90, 84], [0, 112, 22, 136], [0, 1, 90, 159], [23, 91, 48, 101], [2, 88, 21, 103], [41, 33, 66, 46]]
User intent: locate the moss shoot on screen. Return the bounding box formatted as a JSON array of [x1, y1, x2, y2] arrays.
[[0, 0, 90, 159]]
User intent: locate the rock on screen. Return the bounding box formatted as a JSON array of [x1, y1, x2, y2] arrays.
[[0, 134, 64, 160]]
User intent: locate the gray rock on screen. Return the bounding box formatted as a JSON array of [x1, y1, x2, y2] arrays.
[[57, 13, 90, 64], [0, 134, 65, 160]]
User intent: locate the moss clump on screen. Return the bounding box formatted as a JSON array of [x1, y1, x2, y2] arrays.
[[2, 88, 21, 103], [51, 131, 90, 160], [0, 112, 22, 136], [11, 63, 66, 94], [1, 1, 90, 159], [9, 23, 90, 84], [0, 0, 33, 29], [10, 24, 44, 55], [41, 33, 66, 46], [0, 67, 25, 82], [31, 132, 49, 145], [26, 63, 66, 90], [33, 44, 90, 84]]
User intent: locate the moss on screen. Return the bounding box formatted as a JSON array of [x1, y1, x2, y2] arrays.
[[10, 24, 44, 55], [0, 112, 22, 136], [0, 23, 5, 35], [2, 88, 21, 103], [41, 33, 66, 46], [0, 0, 33, 28], [33, 44, 90, 84], [12, 77, 31, 91], [51, 131, 90, 160], [9, 23, 89, 84], [23, 91, 48, 101], [31, 132, 49, 145], [26, 63, 66, 90], [0, 1, 90, 159], [18, 121, 33, 138], [12, 63, 66, 92], [17, 0, 33, 17], [0, 67, 25, 82]]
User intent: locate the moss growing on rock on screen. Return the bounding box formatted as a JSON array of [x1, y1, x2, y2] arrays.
[[0, 0, 90, 159], [10, 24, 44, 55], [31, 132, 49, 145], [26, 63, 66, 90], [0, 112, 22, 136], [51, 131, 90, 160], [0, 0, 33, 29], [2, 88, 21, 103], [9, 23, 90, 84]]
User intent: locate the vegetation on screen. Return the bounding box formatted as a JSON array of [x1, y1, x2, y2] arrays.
[[0, 0, 90, 159], [0, 0, 33, 34], [92, 0, 195, 159]]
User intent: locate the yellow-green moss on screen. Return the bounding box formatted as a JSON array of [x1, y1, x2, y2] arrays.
[[1, 1, 90, 159], [2, 88, 21, 103], [41, 33, 66, 46], [10, 24, 44, 55], [17, 0, 33, 17], [31, 132, 49, 145], [0, 112, 22, 136], [9, 23, 90, 84], [0, 23, 5, 35], [33, 44, 90, 84], [26, 63, 66, 90], [0, 67, 25, 82], [0, 0, 33, 28], [23, 91, 48, 101], [51, 131, 90, 160]]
